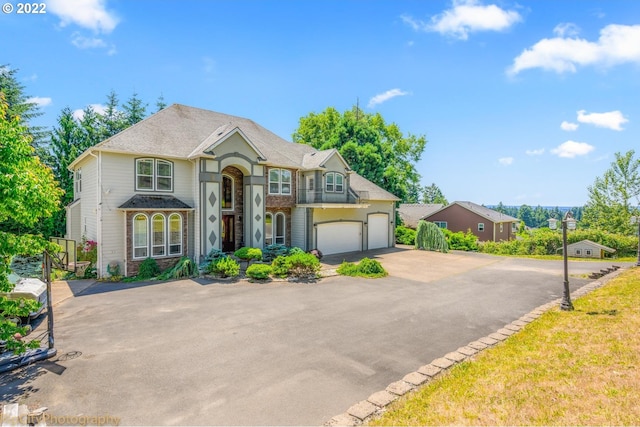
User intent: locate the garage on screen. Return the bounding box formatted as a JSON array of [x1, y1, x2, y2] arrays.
[[367, 213, 389, 250], [316, 221, 362, 255]]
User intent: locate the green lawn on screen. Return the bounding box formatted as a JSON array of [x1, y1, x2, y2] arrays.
[[369, 267, 640, 426]]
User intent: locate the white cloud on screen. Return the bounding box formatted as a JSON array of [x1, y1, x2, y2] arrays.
[[551, 140, 595, 158], [553, 23, 580, 38], [525, 148, 545, 156], [73, 104, 107, 121], [498, 157, 514, 165], [577, 109, 628, 131], [71, 33, 107, 49], [367, 89, 409, 108], [48, 0, 119, 33], [403, 0, 521, 40], [27, 97, 52, 107], [560, 121, 579, 131], [508, 24, 640, 75]]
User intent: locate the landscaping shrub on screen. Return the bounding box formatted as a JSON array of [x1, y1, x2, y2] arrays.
[[442, 228, 479, 251], [270, 255, 290, 278], [262, 244, 290, 262], [246, 263, 272, 280], [415, 221, 449, 253], [337, 258, 387, 278], [159, 256, 196, 280], [395, 226, 416, 245], [138, 257, 160, 279], [209, 257, 240, 278], [234, 247, 263, 261], [286, 252, 321, 278], [270, 252, 320, 279]]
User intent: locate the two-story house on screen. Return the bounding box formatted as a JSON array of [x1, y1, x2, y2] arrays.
[[66, 104, 399, 277]]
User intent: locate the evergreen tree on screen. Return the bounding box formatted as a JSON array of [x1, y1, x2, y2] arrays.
[[123, 92, 148, 125], [155, 93, 167, 112], [100, 90, 127, 139], [421, 183, 448, 204]]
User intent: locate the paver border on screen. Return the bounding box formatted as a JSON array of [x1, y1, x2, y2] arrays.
[[325, 267, 626, 426]]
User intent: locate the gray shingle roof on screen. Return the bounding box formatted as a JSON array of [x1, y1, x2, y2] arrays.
[[398, 203, 444, 228], [349, 173, 400, 201], [119, 195, 193, 210], [427, 201, 519, 223]]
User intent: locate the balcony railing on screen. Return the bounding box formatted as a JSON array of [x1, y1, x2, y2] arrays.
[[297, 187, 369, 204]]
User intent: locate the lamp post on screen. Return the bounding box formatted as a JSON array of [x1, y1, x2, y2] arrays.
[[549, 211, 577, 311], [631, 215, 640, 267]]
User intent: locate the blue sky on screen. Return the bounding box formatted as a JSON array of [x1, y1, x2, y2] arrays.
[[2, 0, 639, 207]]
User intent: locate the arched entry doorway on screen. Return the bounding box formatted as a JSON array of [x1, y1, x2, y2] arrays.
[[220, 166, 244, 252]]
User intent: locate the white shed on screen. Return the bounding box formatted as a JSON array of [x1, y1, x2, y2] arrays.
[[563, 240, 616, 259]]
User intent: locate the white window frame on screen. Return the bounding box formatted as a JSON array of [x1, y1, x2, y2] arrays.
[[133, 214, 149, 259], [136, 158, 174, 192], [268, 168, 292, 195], [275, 212, 285, 245], [265, 213, 273, 245], [75, 168, 82, 195], [499, 223, 504, 233], [434, 221, 448, 229], [221, 174, 234, 210], [576, 249, 582, 255], [152, 214, 166, 257], [325, 172, 344, 193], [169, 213, 182, 255], [586, 249, 592, 256], [478, 223, 485, 232]]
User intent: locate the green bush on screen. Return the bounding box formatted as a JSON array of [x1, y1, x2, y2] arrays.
[[234, 247, 263, 261], [415, 221, 449, 253], [159, 256, 196, 280], [442, 228, 479, 251], [138, 257, 160, 279], [270, 252, 320, 279], [395, 226, 416, 245], [337, 258, 387, 278], [209, 257, 240, 278], [262, 244, 290, 262], [246, 263, 272, 280]]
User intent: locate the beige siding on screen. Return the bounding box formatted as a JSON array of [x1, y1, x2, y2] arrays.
[[78, 156, 98, 242], [214, 133, 261, 162], [312, 201, 395, 250], [291, 207, 306, 249]]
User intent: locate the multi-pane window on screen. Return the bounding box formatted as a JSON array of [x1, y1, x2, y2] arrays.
[[265, 212, 285, 245], [152, 214, 166, 256], [434, 221, 448, 229], [265, 214, 273, 245], [136, 158, 173, 192], [132, 212, 183, 259], [75, 169, 82, 195], [478, 223, 485, 232], [169, 214, 182, 255], [222, 175, 233, 210], [268, 169, 291, 194], [133, 214, 149, 259], [325, 172, 344, 192]]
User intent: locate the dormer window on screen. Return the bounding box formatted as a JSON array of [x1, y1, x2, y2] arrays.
[[325, 172, 344, 193], [269, 168, 291, 195], [136, 158, 173, 192]]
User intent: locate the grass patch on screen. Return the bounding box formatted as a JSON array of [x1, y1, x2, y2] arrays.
[[369, 267, 640, 426]]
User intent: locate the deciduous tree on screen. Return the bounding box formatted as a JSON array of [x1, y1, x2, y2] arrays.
[[293, 106, 427, 202]]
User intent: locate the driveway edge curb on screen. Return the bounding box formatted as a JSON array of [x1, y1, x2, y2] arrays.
[[324, 267, 626, 426]]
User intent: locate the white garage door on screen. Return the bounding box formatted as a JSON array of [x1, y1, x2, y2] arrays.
[[317, 222, 362, 255], [368, 214, 389, 250]]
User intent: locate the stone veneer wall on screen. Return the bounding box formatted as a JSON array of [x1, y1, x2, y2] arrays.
[[125, 210, 189, 277]]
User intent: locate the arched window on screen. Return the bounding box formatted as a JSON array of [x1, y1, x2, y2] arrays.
[[275, 212, 285, 245], [169, 213, 182, 255], [265, 213, 273, 245], [133, 214, 149, 259], [152, 214, 166, 256]]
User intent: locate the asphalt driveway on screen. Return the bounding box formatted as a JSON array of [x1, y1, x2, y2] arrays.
[[1, 248, 629, 425]]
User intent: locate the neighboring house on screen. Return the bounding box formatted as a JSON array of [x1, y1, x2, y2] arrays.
[[562, 240, 616, 259], [421, 201, 518, 242], [398, 204, 443, 229], [66, 104, 399, 277]]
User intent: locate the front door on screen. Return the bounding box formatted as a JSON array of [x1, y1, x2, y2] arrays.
[[222, 215, 235, 252], [306, 175, 315, 203]]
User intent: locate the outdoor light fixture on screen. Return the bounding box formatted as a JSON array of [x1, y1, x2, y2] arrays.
[[631, 215, 640, 267], [548, 211, 577, 311]]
